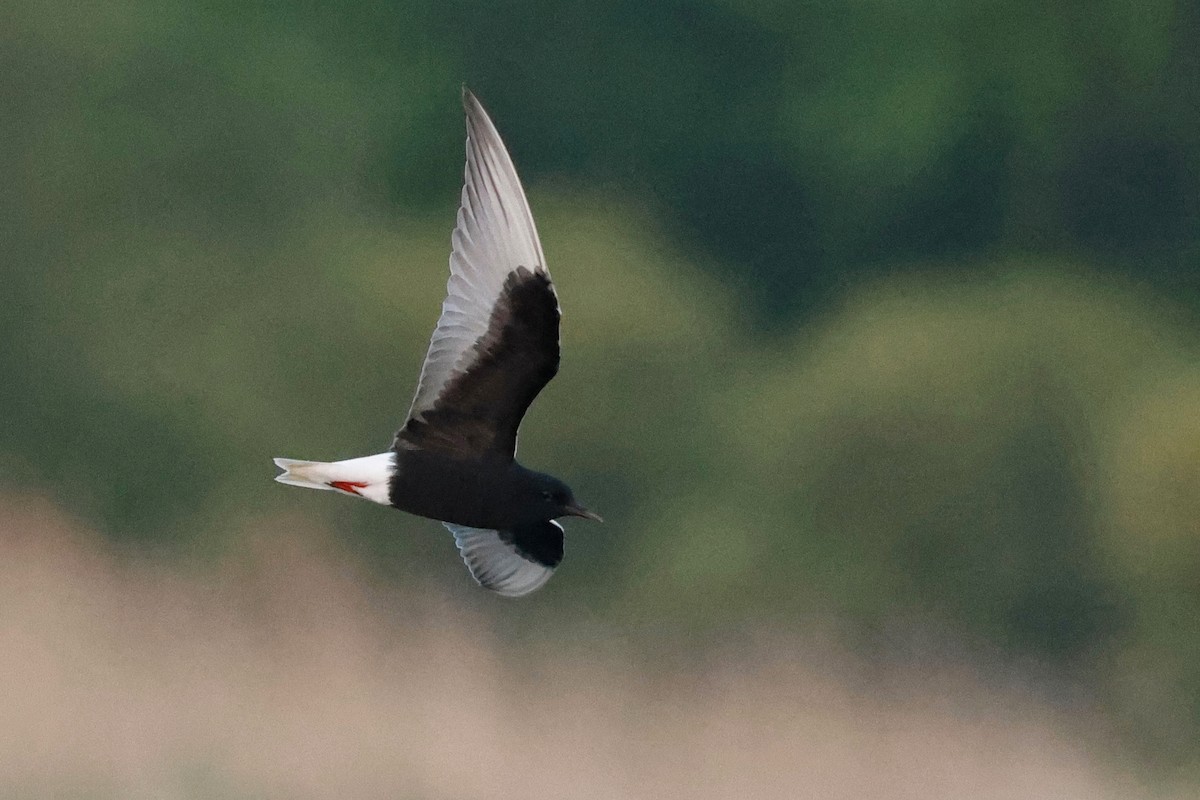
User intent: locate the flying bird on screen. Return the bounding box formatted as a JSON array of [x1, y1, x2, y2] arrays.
[[273, 88, 601, 597]]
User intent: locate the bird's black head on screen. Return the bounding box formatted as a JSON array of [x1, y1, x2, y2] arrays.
[[528, 473, 602, 523]]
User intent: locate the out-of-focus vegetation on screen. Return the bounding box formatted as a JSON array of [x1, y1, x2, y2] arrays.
[[0, 500, 1157, 798], [3, 0, 1200, 789]]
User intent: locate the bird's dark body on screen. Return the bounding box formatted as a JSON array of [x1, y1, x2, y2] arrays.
[[386, 263, 568, 531], [275, 89, 592, 594], [387, 448, 554, 529], [388, 449, 567, 569]]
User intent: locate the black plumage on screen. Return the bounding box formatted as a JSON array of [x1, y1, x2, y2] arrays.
[[395, 267, 559, 460], [273, 88, 600, 597]]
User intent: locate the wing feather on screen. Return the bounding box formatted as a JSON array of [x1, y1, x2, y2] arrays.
[[406, 88, 552, 420], [396, 89, 560, 459], [446, 521, 564, 597]]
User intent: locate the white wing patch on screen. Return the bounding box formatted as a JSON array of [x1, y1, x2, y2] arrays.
[[407, 89, 556, 422], [445, 522, 559, 597]]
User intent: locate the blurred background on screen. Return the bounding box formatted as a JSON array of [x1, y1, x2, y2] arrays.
[[3, 0, 1200, 796]]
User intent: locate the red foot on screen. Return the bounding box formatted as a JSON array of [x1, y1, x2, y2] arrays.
[[328, 480, 368, 495]]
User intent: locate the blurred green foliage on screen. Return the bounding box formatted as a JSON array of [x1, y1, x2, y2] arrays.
[[3, 0, 1200, 775]]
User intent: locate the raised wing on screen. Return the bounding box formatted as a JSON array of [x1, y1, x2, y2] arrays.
[[445, 520, 564, 596], [396, 88, 560, 460]]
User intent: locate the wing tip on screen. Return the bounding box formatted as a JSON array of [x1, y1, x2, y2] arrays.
[[462, 85, 487, 126], [461, 87, 508, 157]]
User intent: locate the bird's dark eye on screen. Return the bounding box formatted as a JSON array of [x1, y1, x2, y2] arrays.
[[541, 490, 554, 501]]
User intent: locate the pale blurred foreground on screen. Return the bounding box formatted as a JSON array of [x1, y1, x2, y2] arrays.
[[0, 495, 1177, 800]]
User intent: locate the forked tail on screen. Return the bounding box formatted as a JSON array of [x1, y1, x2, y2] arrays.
[[272, 458, 336, 491], [272, 453, 396, 505]]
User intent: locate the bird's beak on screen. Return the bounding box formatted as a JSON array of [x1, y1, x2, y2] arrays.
[[564, 504, 604, 523]]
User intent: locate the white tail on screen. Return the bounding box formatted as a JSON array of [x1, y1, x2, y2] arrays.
[[272, 458, 335, 491], [272, 453, 395, 505]]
